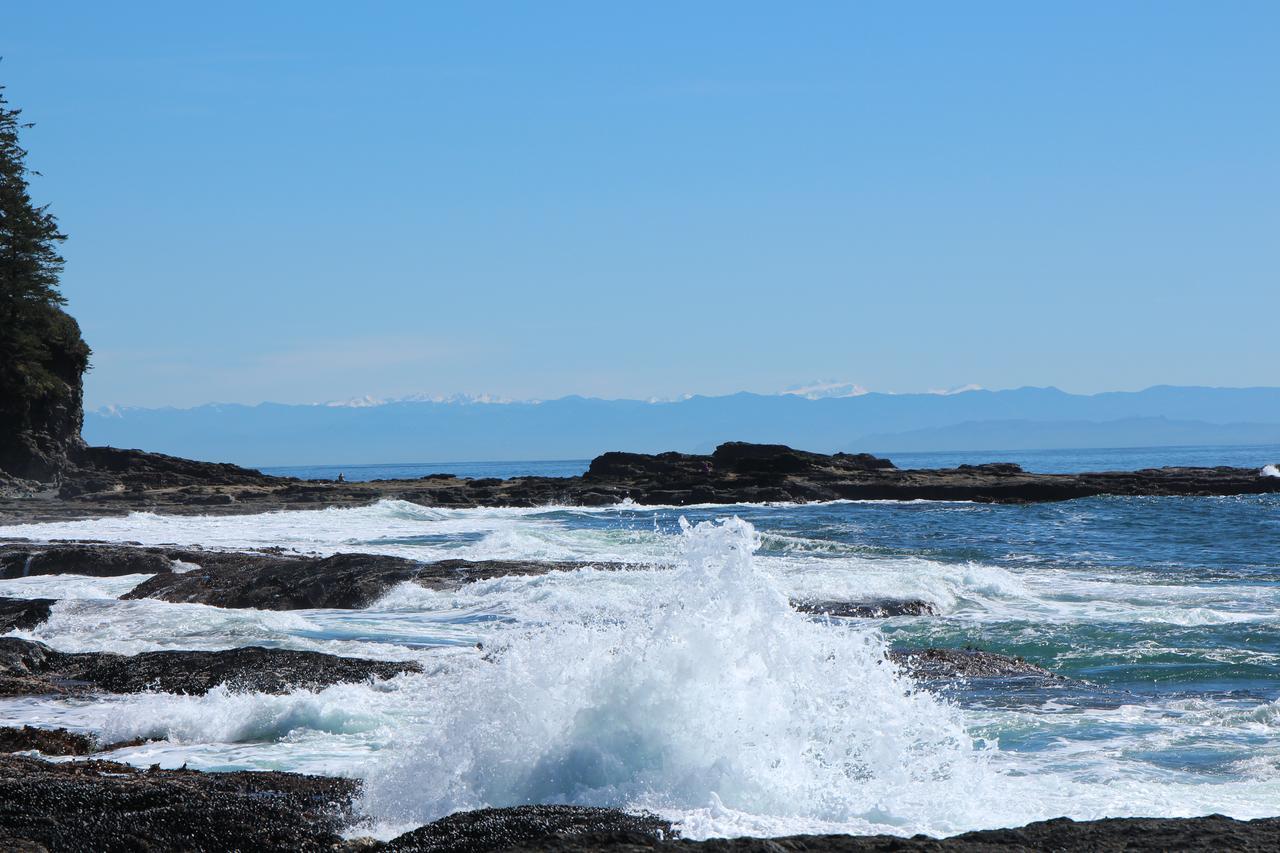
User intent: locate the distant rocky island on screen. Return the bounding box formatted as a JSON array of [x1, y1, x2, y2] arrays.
[[3, 435, 1280, 523]]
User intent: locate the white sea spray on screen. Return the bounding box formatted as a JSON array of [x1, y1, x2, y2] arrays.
[[359, 517, 992, 834]]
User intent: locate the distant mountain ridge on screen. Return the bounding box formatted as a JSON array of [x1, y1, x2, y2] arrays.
[[81, 386, 1280, 467], [853, 416, 1280, 453]]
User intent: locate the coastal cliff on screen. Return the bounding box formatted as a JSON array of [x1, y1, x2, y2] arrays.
[[0, 87, 91, 486]]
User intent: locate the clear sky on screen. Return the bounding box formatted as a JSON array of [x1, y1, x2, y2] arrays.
[[5, 2, 1278, 408]]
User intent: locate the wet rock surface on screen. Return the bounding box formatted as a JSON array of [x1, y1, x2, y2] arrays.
[[4, 441, 1279, 522], [0, 637, 420, 697], [795, 599, 937, 618], [889, 647, 1057, 680], [1, 542, 176, 579], [123, 552, 630, 610], [0, 596, 54, 631], [0, 754, 360, 852]]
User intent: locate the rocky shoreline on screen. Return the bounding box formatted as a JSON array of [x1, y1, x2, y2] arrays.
[[1, 752, 1277, 851], [3, 444, 1279, 850], [2, 441, 1278, 522]]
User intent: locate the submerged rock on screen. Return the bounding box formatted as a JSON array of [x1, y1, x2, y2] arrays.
[[794, 599, 937, 618], [889, 647, 1056, 680], [0, 637, 420, 697], [0, 597, 54, 631]]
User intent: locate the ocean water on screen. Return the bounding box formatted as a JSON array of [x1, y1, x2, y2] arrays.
[[2, 447, 1280, 839]]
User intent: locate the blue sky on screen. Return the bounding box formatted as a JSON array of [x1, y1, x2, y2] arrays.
[[5, 2, 1278, 408]]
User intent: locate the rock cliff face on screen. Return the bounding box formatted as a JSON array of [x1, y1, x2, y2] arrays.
[[0, 303, 89, 484]]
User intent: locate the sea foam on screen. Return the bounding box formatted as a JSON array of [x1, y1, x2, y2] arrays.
[[359, 516, 991, 835]]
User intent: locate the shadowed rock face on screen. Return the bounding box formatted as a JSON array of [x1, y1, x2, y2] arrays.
[[0, 637, 420, 697], [6, 441, 1280, 522]]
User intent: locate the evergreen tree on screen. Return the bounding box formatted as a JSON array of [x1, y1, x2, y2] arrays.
[[0, 85, 68, 311], [0, 82, 90, 480]]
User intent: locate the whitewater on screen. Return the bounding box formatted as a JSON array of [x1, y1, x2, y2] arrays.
[[3, 490, 1280, 840]]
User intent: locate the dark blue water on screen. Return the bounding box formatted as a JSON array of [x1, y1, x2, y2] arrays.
[[261, 443, 1280, 481], [261, 458, 592, 481]]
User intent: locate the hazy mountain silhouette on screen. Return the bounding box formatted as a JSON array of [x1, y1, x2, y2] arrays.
[[82, 386, 1280, 466]]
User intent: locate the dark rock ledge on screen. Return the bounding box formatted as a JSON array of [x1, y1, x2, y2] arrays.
[[0, 541, 634, 610], [1, 754, 1278, 852], [0, 637, 420, 697], [4, 441, 1279, 521]]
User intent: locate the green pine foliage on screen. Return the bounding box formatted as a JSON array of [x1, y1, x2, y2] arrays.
[[0, 83, 90, 478]]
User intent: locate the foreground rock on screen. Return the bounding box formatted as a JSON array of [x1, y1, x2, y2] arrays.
[[1, 755, 1277, 852], [492, 814, 1280, 852], [5, 441, 1279, 521], [0, 754, 359, 852], [0, 637, 419, 697]]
